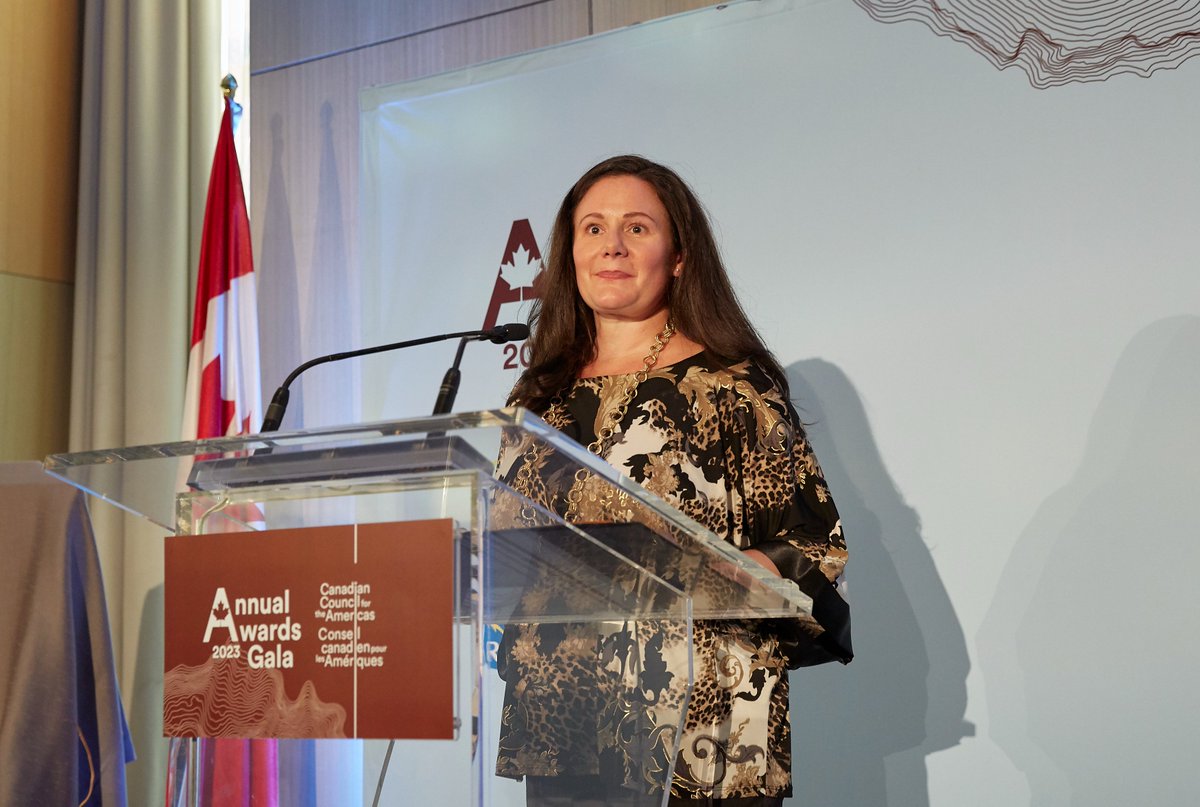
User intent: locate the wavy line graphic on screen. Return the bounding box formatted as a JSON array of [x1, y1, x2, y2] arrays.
[[164, 655, 347, 738], [854, 0, 1200, 87]]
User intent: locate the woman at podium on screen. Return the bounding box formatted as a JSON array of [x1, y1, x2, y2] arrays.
[[495, 155, 852, 806]]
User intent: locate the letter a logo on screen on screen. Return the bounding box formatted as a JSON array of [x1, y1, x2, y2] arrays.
[[481, 219, 543, 332]]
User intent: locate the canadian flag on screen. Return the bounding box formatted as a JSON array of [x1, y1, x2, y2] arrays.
[[181, 98, 262, 444], [170, 96, 277, 807]]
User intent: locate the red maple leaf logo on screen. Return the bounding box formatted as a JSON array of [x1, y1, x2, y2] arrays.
[[212, 601, 229, 621]]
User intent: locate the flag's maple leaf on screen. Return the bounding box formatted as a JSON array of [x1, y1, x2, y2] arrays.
[[212, 602, 229, 620], [499, 246, 540, 290]]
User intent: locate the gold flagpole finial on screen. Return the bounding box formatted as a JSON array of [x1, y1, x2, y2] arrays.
[[221, 74, 238, 101]]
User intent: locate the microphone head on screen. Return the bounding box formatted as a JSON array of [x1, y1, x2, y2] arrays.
[[488, 323, 531, 343]]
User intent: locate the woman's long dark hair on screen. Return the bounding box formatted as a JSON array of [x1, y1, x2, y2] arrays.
[[510, 155, 788, 413]]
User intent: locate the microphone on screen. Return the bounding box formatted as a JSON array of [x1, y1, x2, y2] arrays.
[[259, 323, 530, 432], [481, 322, 530, 344]]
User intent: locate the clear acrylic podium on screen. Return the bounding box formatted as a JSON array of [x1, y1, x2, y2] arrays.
[[44, 409, 820, 807]]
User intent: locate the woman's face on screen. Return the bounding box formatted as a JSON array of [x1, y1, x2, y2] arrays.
[[572, 174, 682, 324]]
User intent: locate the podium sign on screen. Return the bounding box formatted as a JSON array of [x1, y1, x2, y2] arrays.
[[163, 520, 455, 740]]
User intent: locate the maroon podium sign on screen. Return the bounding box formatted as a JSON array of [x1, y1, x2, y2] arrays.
[[164, 519, 455, 739]]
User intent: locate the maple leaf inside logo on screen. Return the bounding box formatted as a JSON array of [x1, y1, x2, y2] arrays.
[[212, 601, 229, 620], [499, 246, 540, 291]]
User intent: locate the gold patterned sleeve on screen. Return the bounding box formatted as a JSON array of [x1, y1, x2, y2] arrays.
[[724, 364, 853, 667]]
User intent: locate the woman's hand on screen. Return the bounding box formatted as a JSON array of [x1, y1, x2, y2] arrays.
[[742, 547, 781, 577]]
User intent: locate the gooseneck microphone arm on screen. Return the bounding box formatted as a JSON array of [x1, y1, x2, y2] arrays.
[[431, 337, 469, 416], [259, 323, 530, 432]]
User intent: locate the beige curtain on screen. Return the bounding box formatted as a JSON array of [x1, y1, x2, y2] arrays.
[[70, 0, 222, 800]]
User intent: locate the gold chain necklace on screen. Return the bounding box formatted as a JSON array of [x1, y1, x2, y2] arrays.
[[515, 320, 676, 524]]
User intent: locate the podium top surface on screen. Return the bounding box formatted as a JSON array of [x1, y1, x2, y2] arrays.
[[45, 409, 816, 620], [45, 410, 526, 527]]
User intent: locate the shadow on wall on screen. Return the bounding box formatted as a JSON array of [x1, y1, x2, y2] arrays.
[[301, 101, 356, 428], [979, 315, 1200, 807], [258, 113, 303, 426], [785, 360, 972, 807], [258, 103, 356, 430]]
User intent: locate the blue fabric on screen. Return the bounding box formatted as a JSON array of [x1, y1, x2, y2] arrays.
[[0, 462, 133, 806]]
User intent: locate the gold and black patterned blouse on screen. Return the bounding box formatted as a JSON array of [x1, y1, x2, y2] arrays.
[[494, 353, 851, 801]]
